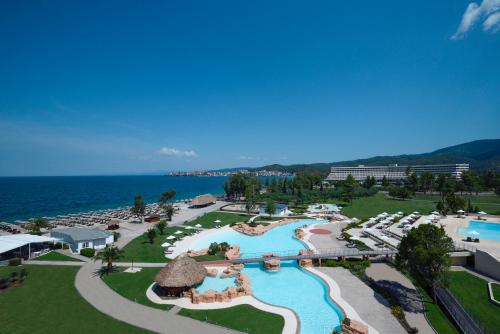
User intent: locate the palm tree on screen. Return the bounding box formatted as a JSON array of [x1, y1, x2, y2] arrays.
[[28, 218, 48, 235], [146, 228, 157, 244], [156, 220, 166, 235], [94, 245, 124, 274], [164, 204, 175, 221]]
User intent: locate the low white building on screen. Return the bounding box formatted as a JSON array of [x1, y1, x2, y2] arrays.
[[259, 203, 289, 217], [50, 228, 113, 254]]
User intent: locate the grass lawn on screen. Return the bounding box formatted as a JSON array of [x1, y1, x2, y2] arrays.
[[184, 211, 253, 229], [121, 226, 184, 262], [340, 193, 437, 219], [415, 194, 500, 215], [492, 283, 500, 301], [419, 288, 459, 334], [101, 267, 172, 311], [192, 253, 226, 262], [448, 271, 500, 333], [178, 304, 284, 334], [0, 265, 151, 334], [31, 251, 82, 262]]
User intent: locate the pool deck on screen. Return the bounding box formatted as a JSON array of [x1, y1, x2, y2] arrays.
[[441, 215, 500, 258], [316, 267, 405, 334]]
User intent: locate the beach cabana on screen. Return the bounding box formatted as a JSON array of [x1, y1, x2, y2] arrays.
[[154, 255, 207, 297]]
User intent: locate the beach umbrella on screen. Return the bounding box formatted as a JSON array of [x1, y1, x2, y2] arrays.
[[431, 211, 439, 215], [468, 230, 480, 236], [457, 209, 465, 213], [214, 219, 221, 223], [424, 220, 432, 224], [185, 226, 194, 230], [351, 217, 359, 222], [174, 230, 183, 235], [380, 235, 389, 240], [477, 211, 487, 215], [350, 236, 360, 240], [161, 242, 171, 247], [166, 235, 176, 240], [195, 224, 202, 228], [413, 211, 420, 215]]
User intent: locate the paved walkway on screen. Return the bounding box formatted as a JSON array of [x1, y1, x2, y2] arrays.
[[317, 267, 405, 334], [366, 263, 435, 334], [24, 260, 84, 266], [75, 261, 240, 334]]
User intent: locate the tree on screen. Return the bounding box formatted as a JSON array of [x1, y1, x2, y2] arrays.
[[245, 184, 256, 214], [130, 194, 145, 222], [146, 228, 157, 244], [362, 176, 375, 189], [389, 186, 412, 200], [419, 172, 434, 194], [396, 224, 454, 302], [265, 177, 270, 192], [156, 220, 166, 235], [382, 176, 389, 187], [405, 173, 419, 194], [342, 174, 358, 203], [159, 189, 176, 204], [405, 166, 412, 177], [270, 178, 277, 193], [265, 200, 276, 217], [444, 192, 466, 213], [164, 204, 175, 221], [94, 245, 124, 275], [27, 218, 48, 235], [208, 242, 220, 255]]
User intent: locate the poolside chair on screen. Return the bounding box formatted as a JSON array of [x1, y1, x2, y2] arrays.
[[466, 237, 472, 242], [473, 238, 480, 243]]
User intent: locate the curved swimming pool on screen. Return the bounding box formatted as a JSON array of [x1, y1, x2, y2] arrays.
[[191, 219, 344, 334]]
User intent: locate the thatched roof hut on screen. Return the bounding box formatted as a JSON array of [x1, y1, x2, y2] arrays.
[[154, 255, 207, 297], [190, 194, 216, 208]]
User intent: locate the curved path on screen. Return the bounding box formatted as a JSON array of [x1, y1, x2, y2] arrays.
[[75, 260, 240, 334]]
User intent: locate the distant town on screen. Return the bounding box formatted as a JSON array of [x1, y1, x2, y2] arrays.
[[167, 169, 294, 177]]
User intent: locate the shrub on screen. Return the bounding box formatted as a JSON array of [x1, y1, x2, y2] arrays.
[[8, 257, 21, 266], [80, 248, 95, 257], [112, 232, 121, 242], [342, 317, 351, 326], [219, 242, 230, 252], [62, 243, 69, 250], [208, 242, 220, 255]]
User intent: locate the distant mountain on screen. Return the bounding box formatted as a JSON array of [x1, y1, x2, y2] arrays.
[[250, 139, 500, 175]]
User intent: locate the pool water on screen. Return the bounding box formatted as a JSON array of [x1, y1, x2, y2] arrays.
[[459, 220, 500, 242], [196, 273, 236, 293], [192, 219, 344, 334]]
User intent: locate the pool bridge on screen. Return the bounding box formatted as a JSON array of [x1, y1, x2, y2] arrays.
[[230, 247, 397, 264]]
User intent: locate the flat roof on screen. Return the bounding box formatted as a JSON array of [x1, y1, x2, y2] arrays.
[[51, 228, 111, 241], [0, 234, 56, 254]]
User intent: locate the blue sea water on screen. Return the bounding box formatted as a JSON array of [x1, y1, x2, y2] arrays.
[[0, 176, 227, 223]]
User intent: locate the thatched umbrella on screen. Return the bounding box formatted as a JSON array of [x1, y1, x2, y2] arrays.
[[154, 255, 207, 297]]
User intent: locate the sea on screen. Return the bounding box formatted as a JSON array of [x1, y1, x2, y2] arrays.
[[0, 175, 228, 223]]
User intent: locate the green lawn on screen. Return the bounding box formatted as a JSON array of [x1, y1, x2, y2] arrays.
[[178, 304, 284, 334], [0, 265, 151, 334], [419, 288, 459, 334], [184, 211, 253, 229], [101, 267, 172, 311], [492, 283, 500, 301], [192, 253, 226, 262], [31, 251, 82, 262], [415, 194, 500, 215], [340, 193, 437, 219], [121, 226, 185, 262], [448, 271, 500, 333]]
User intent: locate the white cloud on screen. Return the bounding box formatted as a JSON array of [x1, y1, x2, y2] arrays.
[[159, 147, 197, 157], [451, 0, 500, 40], [483, 11, 500, 31]]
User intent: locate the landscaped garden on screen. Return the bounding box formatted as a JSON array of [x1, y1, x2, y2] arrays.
[[184, 211, 253, 229], [178, 304, 285, 334], [31, 251, 81, 262], [447, 271, 500, 333], [101, 267, 172, 311], [0, 265, 151, 334]]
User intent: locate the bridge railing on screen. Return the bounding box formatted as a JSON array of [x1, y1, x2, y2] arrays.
[[453, 241, 476, 253], [238, 247, 397, 260]]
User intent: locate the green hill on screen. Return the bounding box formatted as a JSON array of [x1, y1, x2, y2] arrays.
[[254, 139, 500, 175]]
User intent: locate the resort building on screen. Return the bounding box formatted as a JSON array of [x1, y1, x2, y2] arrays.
[[190, 194, 216, 208], [325, 163, 469, 182], [259, 203, 289, 216], [0, 234, 57, 261], [50, 227, 113, 254]]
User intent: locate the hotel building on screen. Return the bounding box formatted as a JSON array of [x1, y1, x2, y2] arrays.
[[325, 163, 469, 182]]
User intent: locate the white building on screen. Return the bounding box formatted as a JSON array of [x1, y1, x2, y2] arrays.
[[50, 228, 113, 254], [259, 203, 288, 217], [326, 163, 469, 182], [0, 234, 57, 261]]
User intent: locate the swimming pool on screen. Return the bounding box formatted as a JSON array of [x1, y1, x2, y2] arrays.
[[458, 220, 500, 242], [196, 273, 236, 293], [191, 219, 344, 334]]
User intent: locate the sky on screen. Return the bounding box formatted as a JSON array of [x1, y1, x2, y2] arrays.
[[0, 0, 499, 176]]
